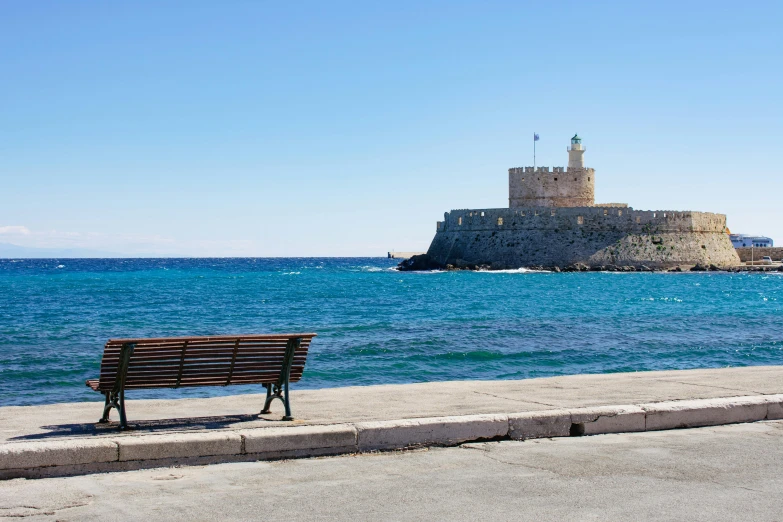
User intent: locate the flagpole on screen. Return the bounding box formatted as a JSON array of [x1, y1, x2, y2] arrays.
[[533, 133, 536, 169]]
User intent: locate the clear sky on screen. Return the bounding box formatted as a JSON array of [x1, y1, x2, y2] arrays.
[[1, 1, 781, 256]]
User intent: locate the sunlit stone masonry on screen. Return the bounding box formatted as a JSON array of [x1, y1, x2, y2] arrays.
[[424, 135, 740, 270]]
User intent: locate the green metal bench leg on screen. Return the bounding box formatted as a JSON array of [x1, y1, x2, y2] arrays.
[[99, 392, 112, 423], [118, 387, 128, 430], [260, 382, 293, 421], [261, 384, 274, 414], [282, 377, 292, 421]]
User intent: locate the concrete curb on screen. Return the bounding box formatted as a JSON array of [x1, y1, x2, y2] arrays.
[[356, 414, 508, 451], [2, 395, 782, 479]]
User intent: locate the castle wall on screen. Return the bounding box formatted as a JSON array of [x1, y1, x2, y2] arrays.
[[427, 207, 740, 269], [735, 247, 783, 262], [509, 167, 595, 207]]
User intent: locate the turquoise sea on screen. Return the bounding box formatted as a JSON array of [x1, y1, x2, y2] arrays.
[[1, 257, 782, 407]]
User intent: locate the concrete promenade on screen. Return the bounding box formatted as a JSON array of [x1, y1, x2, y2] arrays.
[[2, 366, 783, 478], [3, 421, 781, 520]]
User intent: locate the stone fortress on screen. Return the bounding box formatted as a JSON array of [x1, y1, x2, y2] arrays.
[[420, 135, 740, 270]]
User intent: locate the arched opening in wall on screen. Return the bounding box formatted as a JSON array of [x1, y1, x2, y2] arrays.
[[577, 216, 584, 225], [458, 217, 462, 225], [554, 178, 558, 181], [636, 216, 641, 223], [603, 209, 608, 216], [497, 217, 503, 226], [481, 211, 485, 217], [551, 209, 556, 216], [588, 177, 590, 181], [618, 210, 623, 216]]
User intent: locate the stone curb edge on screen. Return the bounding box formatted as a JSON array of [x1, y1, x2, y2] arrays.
[[2, 394, 782, 479]]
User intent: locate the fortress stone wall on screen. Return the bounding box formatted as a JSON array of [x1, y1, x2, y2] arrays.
[[420, 135, 740, 270], [509, 166, 595, 207], [427, 207, 739, 269]]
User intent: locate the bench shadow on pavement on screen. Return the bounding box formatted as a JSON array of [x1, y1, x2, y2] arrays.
[[10, 413, 289, 441]]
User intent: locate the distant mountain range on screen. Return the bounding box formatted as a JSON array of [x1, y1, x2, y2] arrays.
[[0, 242, 125, 258]]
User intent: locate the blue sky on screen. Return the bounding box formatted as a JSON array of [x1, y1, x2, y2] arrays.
[[1, 1, 781, 256]]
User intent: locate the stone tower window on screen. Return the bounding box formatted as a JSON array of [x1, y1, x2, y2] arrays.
[[603, 209, 608, 216], [551, 209, 556, 216], [636, 216, 641, 223], [577, 216, 584, 225], [554, 178, 558, 181], [458, 217, 462, 225], [588, 177, 590, 181], [497, 217, 503, 226], [618, 210, 623, 216], [481, 211, 485, 217]]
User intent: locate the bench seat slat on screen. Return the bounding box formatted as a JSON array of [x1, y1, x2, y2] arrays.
[[125, 372, 301, 387], [106, 334, 316, 344], [101, 350, 309, 363], [97, 347, 310, 361], [98, 347, 309, 361], [99, 357, 308, 373]]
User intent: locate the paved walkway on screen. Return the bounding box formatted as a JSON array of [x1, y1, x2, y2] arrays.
[[2, 366, 782, 443], [3, 421, 782, 521]]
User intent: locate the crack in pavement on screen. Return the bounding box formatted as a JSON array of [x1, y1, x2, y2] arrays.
[[708, 480, 764, 494], [655, 379, 765, 395], [471, 391, 560, 408], [0, 498, 93, 518]]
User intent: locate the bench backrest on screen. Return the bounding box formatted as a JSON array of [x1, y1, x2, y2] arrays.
[[95, 334, 316, 392]]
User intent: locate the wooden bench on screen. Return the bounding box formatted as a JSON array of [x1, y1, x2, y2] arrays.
[[85, 333, 316, 429]]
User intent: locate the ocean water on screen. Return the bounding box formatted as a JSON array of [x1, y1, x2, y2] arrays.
[[1, 257, 782, 407]]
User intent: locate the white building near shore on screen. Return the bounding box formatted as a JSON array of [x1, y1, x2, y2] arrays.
[[729, 234, 774, 248]]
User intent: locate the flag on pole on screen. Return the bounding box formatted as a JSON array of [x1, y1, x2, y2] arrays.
[[534, 133, 540, 141]]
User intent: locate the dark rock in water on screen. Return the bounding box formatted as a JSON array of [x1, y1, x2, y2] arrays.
[[778, 265, 783, 272], [690, 263, 708, 272], [708, 264, 721, 271], [397, 254, 443, 272], [669, 266, 683, 272]]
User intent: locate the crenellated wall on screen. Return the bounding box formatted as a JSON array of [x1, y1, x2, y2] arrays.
[[509, 166, 595, 208], [428, 206, 739, 269]]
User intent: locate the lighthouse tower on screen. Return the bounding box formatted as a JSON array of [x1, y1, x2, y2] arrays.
[[567, 133, 585, 169], [508, 133, 596, 208]]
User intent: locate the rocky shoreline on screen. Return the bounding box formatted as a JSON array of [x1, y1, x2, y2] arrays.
[[397, 254, 783, 273]]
